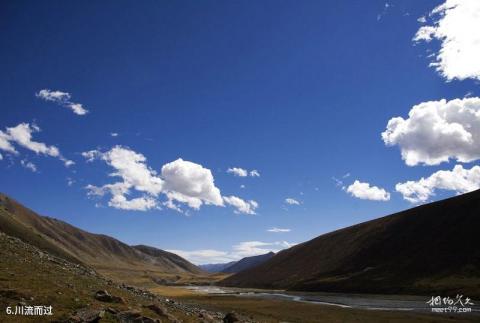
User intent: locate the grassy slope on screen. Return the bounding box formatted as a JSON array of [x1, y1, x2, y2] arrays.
[[0, 232, 208, 323], [222, 189, 480, 297], [0, 193, 205, 281]]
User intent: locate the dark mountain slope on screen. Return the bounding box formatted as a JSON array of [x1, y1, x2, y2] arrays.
[[222, 190, 480, 297], [199, 262, 237, 273], [0, 193, 202, 275], [223, 252, 275, 273]]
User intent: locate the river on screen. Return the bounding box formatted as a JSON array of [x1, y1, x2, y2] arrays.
[[183, 286, 480, 314]]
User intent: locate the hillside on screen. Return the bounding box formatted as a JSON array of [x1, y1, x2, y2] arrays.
[[222, 252, 275, 273], [222, 190, 480, 297], [0, 193, 203, 280]]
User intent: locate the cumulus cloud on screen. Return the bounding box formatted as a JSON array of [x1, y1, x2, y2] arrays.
[[382, 97, 480, 166], [413, 0, 480, 81], [168, 240, 294, 265], [285, 198, 300, 205], [84, 146, 257, 213], [227, 167, 260, 177], [0, 123, 73, 167], [396, 164, 480, 203], [267, 227, 291, 233], [346, 180, 391, 201], [36, 89, 88, 115], [223, 196, 258, 215], [162, 159, 223, 209]]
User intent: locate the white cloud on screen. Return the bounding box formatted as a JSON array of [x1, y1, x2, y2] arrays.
[[227, 167, 260, 177], [111, 133, 119, 137], [227, 167, 248, 177], [285, 198, 300, 205], [66, 177, 75, 186], [396, 164, 480, 203], [413, 0, 480, 81], [84, 146, 256, 213], [0, 130, 17, 154], [417, 16, 427, 23], [346, 180, 390, 201], [20, 160, 37, 172], [167, 249, 232, 265], [382, 97, 480, 166], [7, 123, 59, 157], [0, 123, 72, 167], [36, 89, 88, 115], [162, 158, 223, 209], [223, 196, 258, 215], [108, 194, 158, 211], [267, 227, 291, 233], [0, 153, 3, 160], [168, 240, 294, 265], [84, 146, 163, 211], [81, 150, 101, 162]]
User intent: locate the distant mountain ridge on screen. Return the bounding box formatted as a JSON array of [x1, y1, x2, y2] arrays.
[[199, 262, 237, 273], [0, 193, 203, 276], [222, 190, 480, 297], [222, 252, 275, 273], [199, 252, 275, 273]]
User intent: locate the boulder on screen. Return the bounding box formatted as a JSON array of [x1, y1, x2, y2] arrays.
[[223, 312, 239, 323], [94, 290, 125, 303], [70, 308, 105, 323]]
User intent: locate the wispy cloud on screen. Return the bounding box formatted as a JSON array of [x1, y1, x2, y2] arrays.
[[227, 167, 260, 177], [20, 160, 37, 172], [36, 89, 89, 115], [0, 123, 73, 168], [267, 227, 291, 233], [168, 240, 294, 265], [285, 198, 300, 205]]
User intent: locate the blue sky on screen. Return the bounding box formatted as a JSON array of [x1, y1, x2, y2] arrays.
[[1, 0, 480, 264]]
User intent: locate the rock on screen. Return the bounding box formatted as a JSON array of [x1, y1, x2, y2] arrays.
[[106, 307, 118, 314], [116, 310, 161, 323], [70, 308, 105, 323], [199, 311, 215, 322], [223, 312, 239, 323], [94, 290, 125, 303], [145, 304, 167, 316]]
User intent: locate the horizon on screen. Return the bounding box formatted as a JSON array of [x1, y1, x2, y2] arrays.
[[2, 0, 480, 266]]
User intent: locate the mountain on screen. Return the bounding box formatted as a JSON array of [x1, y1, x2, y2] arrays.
[[222, 252, 275, 273], [0, 193, 203, 278], [199, 252, 275, 274], [222, 190, 480, 297], [199, 261, 237, 273]]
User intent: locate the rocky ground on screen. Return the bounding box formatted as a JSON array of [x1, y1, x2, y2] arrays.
[[0, 232, 255, 323]]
